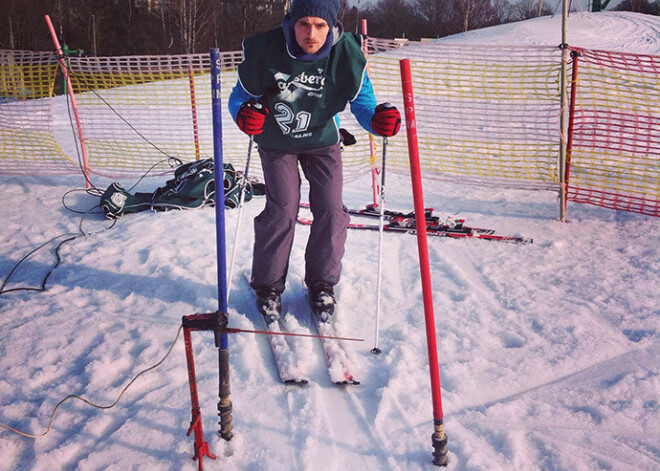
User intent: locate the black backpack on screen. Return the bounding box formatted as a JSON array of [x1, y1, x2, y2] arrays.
[[100, 159, 264, 218]]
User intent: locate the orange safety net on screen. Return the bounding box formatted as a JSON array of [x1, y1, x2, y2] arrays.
[[566, 47, 660, 216]]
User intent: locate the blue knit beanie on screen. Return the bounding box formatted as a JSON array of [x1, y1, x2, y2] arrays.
[[288, 0, 340, 26]]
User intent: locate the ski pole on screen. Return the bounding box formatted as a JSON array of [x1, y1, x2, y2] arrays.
[[371, 136, 388, 354], [226, 135, 253, 302]]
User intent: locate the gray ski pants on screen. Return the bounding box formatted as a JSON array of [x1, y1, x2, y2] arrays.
[[251, 143, 349, 293]]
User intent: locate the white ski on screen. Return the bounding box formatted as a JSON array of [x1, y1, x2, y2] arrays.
[[266, 319, 309, 384], [314, 319, 359, 385], [243, 274, 308, 384]]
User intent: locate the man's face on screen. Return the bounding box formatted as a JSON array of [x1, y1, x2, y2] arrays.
[[294, 16, 330, 54]]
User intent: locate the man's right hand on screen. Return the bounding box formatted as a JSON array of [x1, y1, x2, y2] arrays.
[[236, 100, 269, 135], [371, 103, 401, 137]]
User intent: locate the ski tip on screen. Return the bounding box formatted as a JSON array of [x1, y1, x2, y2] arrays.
[[335, 378, 360, 386], [284, 378, 309, 385], [506, 235, 534, 244]]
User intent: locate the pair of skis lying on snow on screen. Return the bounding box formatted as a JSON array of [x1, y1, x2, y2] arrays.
[[300, 202, 533, 244], [253, 204, 532, 386]]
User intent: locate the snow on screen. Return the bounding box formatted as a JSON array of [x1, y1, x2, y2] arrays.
[[1, 11, 659, 471], [437, 11, 660, 54]]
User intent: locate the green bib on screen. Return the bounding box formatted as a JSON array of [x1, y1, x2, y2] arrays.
[[238, 28, 367, 151]]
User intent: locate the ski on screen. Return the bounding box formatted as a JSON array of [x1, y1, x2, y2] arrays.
[[313, 317, 360, 385], [348, 203, 442, 228], [245, 276, 362, 385], [300, 201, 440, 227], [298, 203, 532, 244], [343, 219, 533, 243], [263, 320, 309, 385], [306, 285, 360, 385], [244, 276, 308, 384]]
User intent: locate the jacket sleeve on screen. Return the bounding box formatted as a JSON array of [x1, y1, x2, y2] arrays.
[[228, 80, 261, 122], [349, 72, 377, 135], [228, 37, 264, 122]]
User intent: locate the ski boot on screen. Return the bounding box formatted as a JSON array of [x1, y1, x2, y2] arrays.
[[308, 283, 336, 323], [256, 288, 281, 325]]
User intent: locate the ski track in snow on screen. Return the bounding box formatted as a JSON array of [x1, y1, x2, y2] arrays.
[[2, 164, 659, 471], [450, 344, 660, 471], [427, 227, 659, 471]]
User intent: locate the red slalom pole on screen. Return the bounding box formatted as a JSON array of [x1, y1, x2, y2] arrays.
[[44, 15, 91, 188], [399, 58, 448, 467]]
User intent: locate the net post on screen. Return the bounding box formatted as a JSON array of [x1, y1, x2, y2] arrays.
[[188, 63, 201, 161], [558, 0, 570, 222], [210, 48, 233, 442], [44, 15, 91, 188], [399, 58, 448, 466], [564, 49, 581, 218]]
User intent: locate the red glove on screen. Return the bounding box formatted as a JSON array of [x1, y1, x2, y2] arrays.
[[371, 103, 401, 137], [236, 100, 269, 135]]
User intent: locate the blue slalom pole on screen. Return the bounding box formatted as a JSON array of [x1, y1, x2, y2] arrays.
[[210, 48, 228, 339], [210, 48, 233, 440]]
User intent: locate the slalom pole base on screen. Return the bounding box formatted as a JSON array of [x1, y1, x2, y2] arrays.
[[217, 346, 233, 441], [182, 311, 232, 471], [370, 347, 382, 355], [431, 419, 449, 466], [187, 412, 216, 471], [218, 398, 234, 440]]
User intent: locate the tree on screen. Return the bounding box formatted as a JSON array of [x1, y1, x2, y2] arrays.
[[493, 0, 516, 24], [613, 0, 660, 14], [414, 0, 455, 37], [3, 0, 576, 55], [214, 0, 287, 51], [448, 0, 500, 34], [156, 0, 216, 54], [1, 0, 54, 50], [67, 1, 119, 56], [510, 0, 554, 20], [361, 0, 427, 40], [342, 5, 360, 34]]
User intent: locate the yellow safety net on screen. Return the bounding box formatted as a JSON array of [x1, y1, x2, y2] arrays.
[[1, 42, 658, 217], [0, 50, 75, 174]]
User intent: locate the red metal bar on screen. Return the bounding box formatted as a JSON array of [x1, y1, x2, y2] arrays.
[[224, 327, 363, 342], [399, 58, 448, 466], [183, 312, 363, 342], [183, 326, 216, 470]]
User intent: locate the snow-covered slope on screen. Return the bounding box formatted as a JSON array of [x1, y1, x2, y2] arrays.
[[1, 12, 658, 471], [441, 11, 660, 54]]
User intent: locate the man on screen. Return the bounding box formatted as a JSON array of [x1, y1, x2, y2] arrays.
[[228, 0, 401, 323]]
